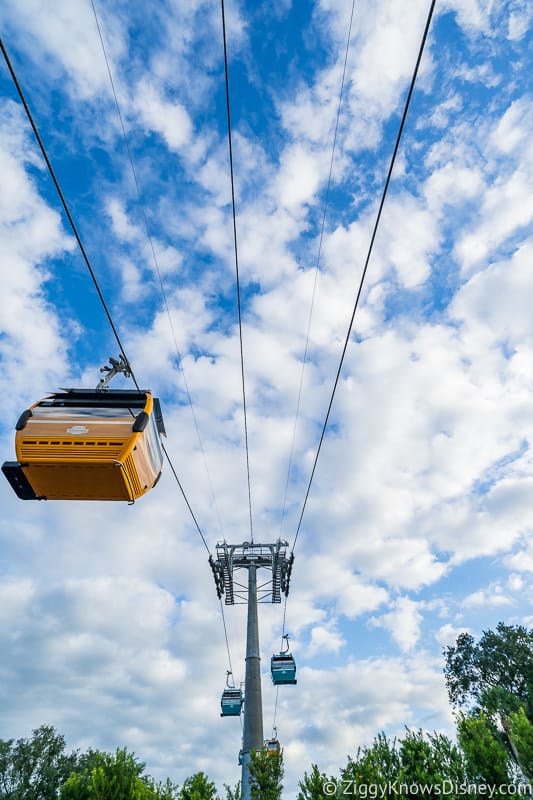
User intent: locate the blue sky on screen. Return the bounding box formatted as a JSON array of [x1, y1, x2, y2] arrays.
[[1, 0, 532, 795]]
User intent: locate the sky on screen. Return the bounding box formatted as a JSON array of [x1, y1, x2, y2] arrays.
[[0, 0, 532, 795]]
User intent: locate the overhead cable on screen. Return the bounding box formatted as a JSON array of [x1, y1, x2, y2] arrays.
[[220, 0, 255, 543], [0, 36, 136, 389], [291, 0, 437, 553]]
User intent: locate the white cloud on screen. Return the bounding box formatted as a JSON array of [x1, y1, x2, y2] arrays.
[[370, 597, 424, 652], [306, 622, 345, 656], [451, 102, 533, 276], [1, 0, 125, 99], [276, 143, 326, 211], [0, 102, 75, 408], [462, 586, 513, 608], [507, 3, 533, 40], [491, 98, 533, 155], [133, 78, 193, 152], [439, 0, 495, 35], [378, 193, 439, 288], [504, 539, 533, 574], [434, 623, 471, 648]]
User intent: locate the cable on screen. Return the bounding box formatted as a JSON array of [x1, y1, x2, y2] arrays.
[[0, 36, 138, 391], [89, 0, 225, 540], [279, 0, 357, 538], [271, 594, 289, 734], [161, 443, 211, 554], [272, 685, 280, 737], [219, 598, 235, 676], [291, 0, 437, 553], [220, 0, 254, 543]]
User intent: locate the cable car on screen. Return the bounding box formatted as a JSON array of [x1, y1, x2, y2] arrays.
[[264, 738, 281, 757], [220, 688, 243, 717], [271, 653, 297, 685], [2, 388, 166, 502]]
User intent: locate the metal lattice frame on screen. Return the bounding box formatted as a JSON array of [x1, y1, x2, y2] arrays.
[[210, 540, 293, 605]]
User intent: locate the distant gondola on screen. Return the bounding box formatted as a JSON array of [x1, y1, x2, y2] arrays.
[[270, 652, 297, 685], [2, 388, 166, 502], [264, 738, 281, 757]]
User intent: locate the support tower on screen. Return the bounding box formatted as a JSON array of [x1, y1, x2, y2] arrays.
[[210, 540, 294, 800]]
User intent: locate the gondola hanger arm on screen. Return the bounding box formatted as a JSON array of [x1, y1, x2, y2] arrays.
[[96, 355, 132, 391]]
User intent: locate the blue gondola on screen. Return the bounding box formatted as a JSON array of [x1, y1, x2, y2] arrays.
[[271, 653, 297, 685], [220, 688, 243, 717]]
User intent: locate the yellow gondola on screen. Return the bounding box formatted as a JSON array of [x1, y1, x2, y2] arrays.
[[2, 388, 166, 502], [264, 738, 281, 757]]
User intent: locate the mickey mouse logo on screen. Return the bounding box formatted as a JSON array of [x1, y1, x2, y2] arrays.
[[67, 425, 89, 435]]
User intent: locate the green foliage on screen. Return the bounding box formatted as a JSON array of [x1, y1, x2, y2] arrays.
[[59, 747, 171, 800], [507, 707, 533, 781], [297, 763, 332, 799], [248, 747, 284, 800], [398, 730, 467, 787], [457, 713, 510, 787], [0, 724, 78, 799], [340, 729, 468, 799], [444, 622, 533, 783], [341, 732, 401, 792], [222, 781, 240, 800], [153, 777, 180, 800], [443, 623, 533, 720], [178, 771, 218, 800]]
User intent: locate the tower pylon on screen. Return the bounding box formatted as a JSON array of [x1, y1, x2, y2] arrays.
[[210, 540, 293, 800]]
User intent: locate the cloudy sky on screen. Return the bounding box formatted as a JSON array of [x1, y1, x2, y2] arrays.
[[1, 0, 532, 795]]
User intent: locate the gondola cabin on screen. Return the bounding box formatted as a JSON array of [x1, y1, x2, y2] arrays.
[[2, 389, 166, 502], [271, 653, 297, 685], [265, 738, 281, 757], [220, 688, 243, 717]]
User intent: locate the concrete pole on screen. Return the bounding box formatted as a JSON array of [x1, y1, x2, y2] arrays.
[[241, 563, 263, 800]]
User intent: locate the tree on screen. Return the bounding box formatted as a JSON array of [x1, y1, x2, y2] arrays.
[[340, 730, 468, 799], [59, 747, 172, 800], [443, 623, 533, 721], [297, 764, 332, 800], [0, 724, 78, 799], [341, 732, 401, 794], [222, 782, 240, 800], [457, 713, 511, 788], [507, 707, 533, 782], [248, 748, 283, 800], [178, 771, 218, 800], [398, 730, 467, 787], [444, 622, 533, 780], [154, 777, 180, 800]]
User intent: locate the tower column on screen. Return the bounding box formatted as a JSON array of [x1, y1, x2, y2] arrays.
[[210, 540, 292, 797], [241, 563, 263, 800]]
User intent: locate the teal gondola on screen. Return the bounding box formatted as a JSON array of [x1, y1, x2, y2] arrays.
[[270, 653, 297, 685], [220, 688, 243, 717]]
